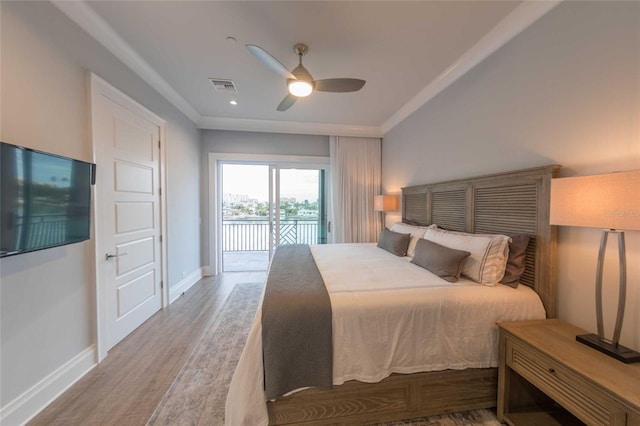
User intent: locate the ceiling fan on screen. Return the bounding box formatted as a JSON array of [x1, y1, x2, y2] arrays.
[[246, 43, 366, 111]]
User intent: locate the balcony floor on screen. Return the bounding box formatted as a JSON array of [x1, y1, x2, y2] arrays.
[[223, 251, 270, 272]]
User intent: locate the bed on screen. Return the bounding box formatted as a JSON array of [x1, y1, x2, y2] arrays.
[[225, 165, 560, 425]]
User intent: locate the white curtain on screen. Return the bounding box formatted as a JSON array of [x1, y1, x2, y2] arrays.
[[329, 136, 382, 243]]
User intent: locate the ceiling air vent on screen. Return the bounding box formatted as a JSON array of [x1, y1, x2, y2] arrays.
[[209, 78, 238, 93]]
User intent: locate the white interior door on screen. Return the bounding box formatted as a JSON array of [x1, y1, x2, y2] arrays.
[[93, 77, 163, 352]]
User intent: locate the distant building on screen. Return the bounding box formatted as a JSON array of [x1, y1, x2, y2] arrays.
[[297, 209, 318, 217], [224, 193, 249, 204]]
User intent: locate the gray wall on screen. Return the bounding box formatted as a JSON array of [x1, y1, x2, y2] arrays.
[[383, 2, 640, 349], [200, 130, 329, 265], [0, 1, 201, 408], [202, 130, 329, 157]]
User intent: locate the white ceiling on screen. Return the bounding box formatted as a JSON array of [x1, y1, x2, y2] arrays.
[[53, 1, 560, 136]]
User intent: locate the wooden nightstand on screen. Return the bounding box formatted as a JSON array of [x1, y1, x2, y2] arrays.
[[497, 319, 640, 426]]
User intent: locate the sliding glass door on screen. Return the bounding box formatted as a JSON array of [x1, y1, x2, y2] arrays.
[[273, 167, 327, 247], [221, 164, 270, 272], [221, 162, 328, 272]]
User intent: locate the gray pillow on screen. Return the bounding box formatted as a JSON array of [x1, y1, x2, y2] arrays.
[[500, 234, 532, 288], [411, 238, 471, 282], [377, 228, 411, 256]]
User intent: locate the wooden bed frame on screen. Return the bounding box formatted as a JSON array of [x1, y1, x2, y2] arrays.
[[268, 165, 560, 425]]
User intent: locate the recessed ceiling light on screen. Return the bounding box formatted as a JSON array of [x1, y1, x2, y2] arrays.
[[229, 100, 238, 106]]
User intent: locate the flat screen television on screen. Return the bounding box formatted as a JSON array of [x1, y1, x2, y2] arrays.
[[0, 142, 94, 258]]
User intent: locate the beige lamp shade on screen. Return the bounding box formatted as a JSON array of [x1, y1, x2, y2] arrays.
[[550, 170, 640, 231], [374, 195, 399, 212]]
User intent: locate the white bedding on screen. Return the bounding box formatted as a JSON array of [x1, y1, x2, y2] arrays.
[[225, 243, 546, 426]]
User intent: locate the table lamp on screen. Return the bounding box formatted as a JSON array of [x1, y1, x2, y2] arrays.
[[550, 170, 640, 363], [375, 194, 399, 231], [374, 195, 398, 212]]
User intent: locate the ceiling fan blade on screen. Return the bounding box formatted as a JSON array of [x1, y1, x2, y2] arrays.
[[314, 78, 366, 93], [245, 44, 295, 80], [277, 94, 297, 111]]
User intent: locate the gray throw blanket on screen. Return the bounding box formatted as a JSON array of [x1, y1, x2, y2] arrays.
[[261, 244, 333, 399]]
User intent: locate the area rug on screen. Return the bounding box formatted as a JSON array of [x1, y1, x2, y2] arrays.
[[375, 409, 500, 425], [148, 282, 263, 426], [148, 281, 500, 426]]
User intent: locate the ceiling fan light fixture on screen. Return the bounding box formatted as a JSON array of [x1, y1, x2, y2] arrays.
[[288, 80, 313, 97]]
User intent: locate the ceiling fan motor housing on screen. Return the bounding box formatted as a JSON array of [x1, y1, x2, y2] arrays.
[[291, 64, 313, 83], [289, 53, 315, 96]]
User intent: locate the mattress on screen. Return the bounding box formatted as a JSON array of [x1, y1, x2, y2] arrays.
[[225, 243, 546, 426]]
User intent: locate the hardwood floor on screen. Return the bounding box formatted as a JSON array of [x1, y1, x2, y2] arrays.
[[28, 271, 266, 426]]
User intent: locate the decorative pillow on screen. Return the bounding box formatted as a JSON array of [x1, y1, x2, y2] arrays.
[[500, 234, 532, 288], [423, 227, 510, 285], [377, 228, 411, 257], [390, 222, 436, 257], [411, 238, 471, 283]]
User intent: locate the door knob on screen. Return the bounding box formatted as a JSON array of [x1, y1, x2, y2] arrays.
[[105, 252, 128, 260]]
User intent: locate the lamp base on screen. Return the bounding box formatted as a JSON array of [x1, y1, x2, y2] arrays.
[[576, 334, 640, 363]]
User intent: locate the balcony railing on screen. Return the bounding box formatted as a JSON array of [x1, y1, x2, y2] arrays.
[[11, 214, 69, 247], [222, 218, 320, 251]]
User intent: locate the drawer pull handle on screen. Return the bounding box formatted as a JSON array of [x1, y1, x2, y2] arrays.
[[548, 368, 556, 374]]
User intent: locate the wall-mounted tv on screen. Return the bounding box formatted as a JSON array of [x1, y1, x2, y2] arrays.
[[0, 142, 95, 258]]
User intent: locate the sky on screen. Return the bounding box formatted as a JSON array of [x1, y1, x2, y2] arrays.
[[222, 164, 321, 203]]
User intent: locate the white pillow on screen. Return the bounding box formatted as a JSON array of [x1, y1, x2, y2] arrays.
[[390, 223, 436, 257], [422, 227, 510, 285]]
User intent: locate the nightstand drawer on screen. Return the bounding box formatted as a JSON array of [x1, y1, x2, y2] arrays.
[[506, 339, 627, 426]]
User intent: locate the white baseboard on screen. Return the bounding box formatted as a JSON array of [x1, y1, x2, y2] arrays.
[[201, 265, 214, 277], [0, 345, 96, 426], [169, 267, 203, 304]]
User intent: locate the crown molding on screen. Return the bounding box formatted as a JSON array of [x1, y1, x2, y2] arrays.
[[51, 0, 201, 123], [198, 116, 383, 137], [53, 0, 560, 137], [381, 0, 561, 134]]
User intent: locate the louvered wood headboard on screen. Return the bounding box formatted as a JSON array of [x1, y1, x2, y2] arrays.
[[401, 165, 560, 317]]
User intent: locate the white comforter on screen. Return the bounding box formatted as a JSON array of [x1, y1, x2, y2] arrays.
[[225, 243, 546, 425]]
